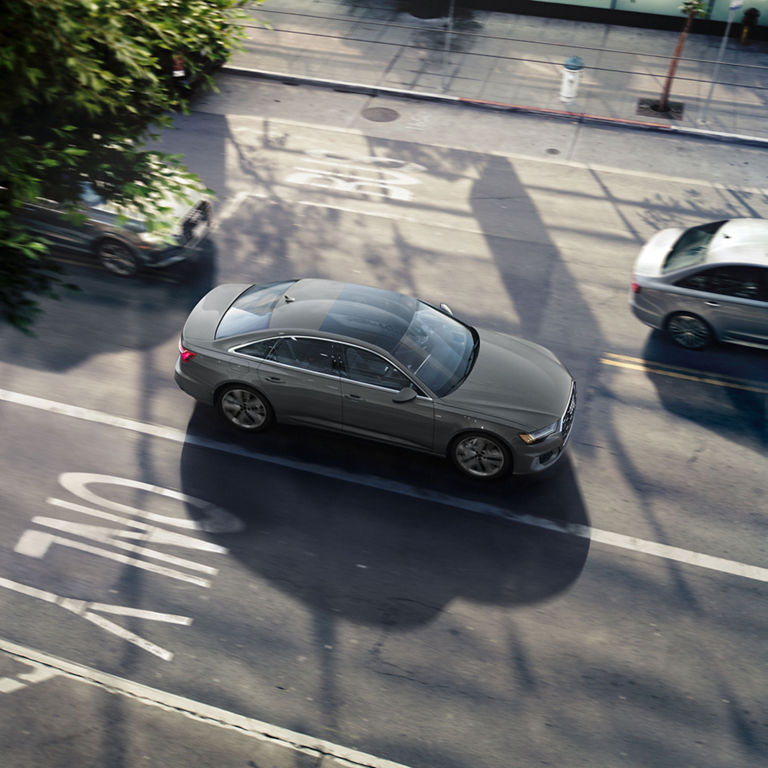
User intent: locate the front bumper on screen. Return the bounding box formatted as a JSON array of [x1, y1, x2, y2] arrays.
[[144, 200, 212, 269], [513, 382, 576, 474]]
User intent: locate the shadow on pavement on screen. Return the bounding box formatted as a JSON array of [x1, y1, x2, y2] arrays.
[[0, 240, 217, 371], [179, 403, 590, 629], [642, 331, 768, 451]]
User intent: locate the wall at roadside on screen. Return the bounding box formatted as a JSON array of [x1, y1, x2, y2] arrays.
[[419, 0, 768, 38]]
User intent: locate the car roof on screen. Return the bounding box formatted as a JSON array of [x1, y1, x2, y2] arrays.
[[705, 219, 768, 267], [248, 279, 421, 352]]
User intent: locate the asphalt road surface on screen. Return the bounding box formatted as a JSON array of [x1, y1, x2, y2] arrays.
[[1, 77, 766, 768]]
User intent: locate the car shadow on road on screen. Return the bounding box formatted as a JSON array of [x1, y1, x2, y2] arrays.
[[0, 240, 217, 371], [179, 403, 590, 628], [642, 332, 768, 450]]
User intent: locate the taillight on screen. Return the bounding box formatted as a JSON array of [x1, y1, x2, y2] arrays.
[[631, 280, 641, 294], [178, 339, 196, 362], [173, 55, 186, 78]]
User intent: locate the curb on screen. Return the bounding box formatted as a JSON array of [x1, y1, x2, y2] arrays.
[[221, 65, 768, 147]]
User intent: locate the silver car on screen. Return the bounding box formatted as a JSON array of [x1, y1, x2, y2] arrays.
[[16, 182, 212, 277], [630, 219, 768, 349], [175, 279, 576, 480]]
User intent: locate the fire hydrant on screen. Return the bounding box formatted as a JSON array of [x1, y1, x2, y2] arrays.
[[741, 7, 760, 43], [560, 56, 584, 102]]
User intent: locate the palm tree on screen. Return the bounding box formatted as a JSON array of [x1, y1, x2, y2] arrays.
[[657, 0, 708, 113]]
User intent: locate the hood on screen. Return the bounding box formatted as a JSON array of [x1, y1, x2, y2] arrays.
[[83, 181, 204, 235], [441, 329, 573, 429], [182, 284, 251, 342], [633, 228, 683, 276]]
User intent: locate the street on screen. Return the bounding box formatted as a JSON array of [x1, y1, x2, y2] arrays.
[[1, 76, 766, 768]]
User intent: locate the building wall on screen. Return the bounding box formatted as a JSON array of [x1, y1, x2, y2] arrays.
[[528, 0, 766, 24]]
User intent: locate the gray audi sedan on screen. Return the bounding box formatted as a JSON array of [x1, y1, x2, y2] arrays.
[[175, 279, 576, 480], [631, 219, 768, 349]]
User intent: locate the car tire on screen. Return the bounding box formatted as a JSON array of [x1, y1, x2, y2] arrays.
[[96, 238, 141, 277], [666, 313, 712, 350], [450, 432, 510, 480], [217, 385, 274, 432]]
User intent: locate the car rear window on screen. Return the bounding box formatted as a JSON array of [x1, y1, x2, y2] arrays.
[[663, 220, 726, 273], [215, 281, 296, 339]]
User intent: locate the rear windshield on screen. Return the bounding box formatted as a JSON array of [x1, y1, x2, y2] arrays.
[[215, 281, 295, 339], [663, 220, 726, 273]]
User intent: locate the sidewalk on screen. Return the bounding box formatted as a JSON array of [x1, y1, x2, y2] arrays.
[[226, 0, 768, 143]]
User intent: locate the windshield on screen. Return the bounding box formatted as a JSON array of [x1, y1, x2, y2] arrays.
[[663, 220, 725, 273], [391, 303, 477, 397], [80, 182, 106, 208]]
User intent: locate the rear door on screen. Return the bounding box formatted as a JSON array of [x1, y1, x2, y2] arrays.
[[676, 265, 768, 345], [17, 198, 93, 252], [255, 336, 343, 428]]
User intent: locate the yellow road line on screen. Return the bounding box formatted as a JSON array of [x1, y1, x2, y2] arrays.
[[600, 354, 768, 395]]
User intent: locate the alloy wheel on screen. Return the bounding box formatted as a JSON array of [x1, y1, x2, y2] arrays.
[[219, 387, 271, 431], [667, 314, 711, 350], [453, 434, 508, 479], [97, 239, 140, 276]]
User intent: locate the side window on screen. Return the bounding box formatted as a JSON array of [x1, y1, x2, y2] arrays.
[[235, 338, 278, 359], [268, 337, 337, 375], [678, 266, 767, 301], [342, 346, 410, 390]]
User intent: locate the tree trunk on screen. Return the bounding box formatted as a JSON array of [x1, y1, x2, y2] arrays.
[[658, 12, 696, 112]]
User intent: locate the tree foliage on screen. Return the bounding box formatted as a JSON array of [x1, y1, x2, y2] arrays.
[[0, 0, 251, 330]]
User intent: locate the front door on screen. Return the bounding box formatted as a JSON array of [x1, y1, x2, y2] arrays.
[[338, 344, 434, 450]]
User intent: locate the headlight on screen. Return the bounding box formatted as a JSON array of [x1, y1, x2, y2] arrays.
[[137, 230, 167, 246], [519, 421, 559, 445], [137, 229, 177, 247]]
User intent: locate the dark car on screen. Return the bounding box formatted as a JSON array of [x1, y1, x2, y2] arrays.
[[175, 279, 576, 480], [15, 182, 212, 276]]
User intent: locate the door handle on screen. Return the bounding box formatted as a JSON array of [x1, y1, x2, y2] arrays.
[[705, 301, 720, 307], [346, 394, 362, 400], [265, 376, 283, 382]]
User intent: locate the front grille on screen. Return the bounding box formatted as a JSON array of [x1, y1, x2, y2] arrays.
[[560, 384, 576, 442], [181, 201, 211, 243]]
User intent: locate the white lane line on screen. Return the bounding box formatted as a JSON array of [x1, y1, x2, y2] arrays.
[[0, 657, 60, 694], [0, 637, 415, 768], [76, 612, 176, 661], [223, 113, 768, 193], [0, 578, 193, 629], [0, 578, 192, 661], [47, 497, 229, 553], [32, 515, 220, 573], [1, 387, 767, 584], [14, 531, 211, 588]]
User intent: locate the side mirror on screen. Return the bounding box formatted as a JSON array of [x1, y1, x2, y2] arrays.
[[392, 386, 417, 403], [439, 303, 453, 316]]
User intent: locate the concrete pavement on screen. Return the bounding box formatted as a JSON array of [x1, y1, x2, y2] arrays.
[[1, 638, 412, 768], [226, 0, 768, 144]]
